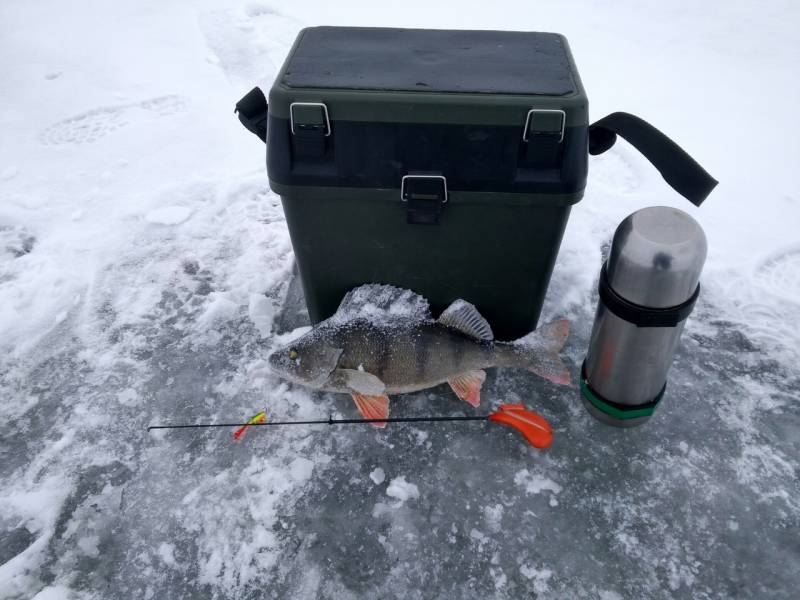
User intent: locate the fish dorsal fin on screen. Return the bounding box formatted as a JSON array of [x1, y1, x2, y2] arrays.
[[438, 300, 493, 341], [333, 284, 431, 322]]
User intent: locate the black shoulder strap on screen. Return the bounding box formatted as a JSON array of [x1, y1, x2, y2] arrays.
[[235, 87, 269, 143], [589, 112, 717, 206]]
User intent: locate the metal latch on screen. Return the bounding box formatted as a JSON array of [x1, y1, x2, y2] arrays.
[[290, 102, 331, 159], [522, 109, 565, 142], [290, 102, 331, 136], [401, 175, 447, 225], [521, 109, 566, 166]]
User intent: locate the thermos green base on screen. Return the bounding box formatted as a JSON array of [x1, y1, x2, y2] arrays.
[[579, 391, 653, 428], [579, 361, 664, 428]]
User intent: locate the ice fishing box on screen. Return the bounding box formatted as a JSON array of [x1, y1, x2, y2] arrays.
[[235, 26, 717, 340]]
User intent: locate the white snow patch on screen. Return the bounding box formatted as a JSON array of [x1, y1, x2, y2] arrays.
[[385, 476, 419, 505], [247, 293, 274, 337], [330, 284, 431, 325], [369, 468, 386, 485], [31, 586, 76, 600], [483, 503, 504, 532], [158, 542, 177, 567], [520, 564, 553, 593], [514, 469, 562, 497], [490, 566, 507, 590], [289, 457, 314, 482], [116, 387, 139, 406], [0, 165, 19, 180], [0, 1, 798, 598], [144, 206, 192, 225], [0, 475, 71, 596], [77, 535, 100, 557], [273, 326, 312, 347], [615, 532, 641, 556], [196, 291, 239, 328], [410, 428, 429, 446]]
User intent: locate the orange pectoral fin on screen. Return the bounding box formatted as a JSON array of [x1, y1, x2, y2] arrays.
[[488, 404, 553, 449], [448, 370, 486, 408], [351, 393, 390, 428]]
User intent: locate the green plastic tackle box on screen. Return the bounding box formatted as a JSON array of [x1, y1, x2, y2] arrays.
[[235, 26, 717, 340]]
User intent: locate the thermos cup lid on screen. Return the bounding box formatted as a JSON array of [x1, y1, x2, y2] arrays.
[[607, 206, 707, 308]]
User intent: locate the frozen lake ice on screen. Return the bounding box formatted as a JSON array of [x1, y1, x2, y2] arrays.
[[1, 1, 799, 598]]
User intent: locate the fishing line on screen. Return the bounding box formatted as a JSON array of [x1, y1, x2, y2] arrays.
[[147, 404, 554, 448], [148, 414, 490, 431]]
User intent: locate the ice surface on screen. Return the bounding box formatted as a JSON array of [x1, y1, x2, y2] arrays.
[[1, 1, 799, 599]]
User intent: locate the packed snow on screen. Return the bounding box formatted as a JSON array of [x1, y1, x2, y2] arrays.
[[369, 467, 386, 485], [1, 0, 799, 599], [385, 476, 420, 505]]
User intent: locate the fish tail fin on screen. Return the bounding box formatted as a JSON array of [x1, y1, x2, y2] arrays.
[[506, 318, 571, 386]]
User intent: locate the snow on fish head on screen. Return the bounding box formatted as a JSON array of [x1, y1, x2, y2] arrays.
[[267, 328, 343, 389]]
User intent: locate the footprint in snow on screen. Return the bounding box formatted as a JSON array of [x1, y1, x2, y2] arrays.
[[144, 206, 193, 226], [0, 226, 36, 259], [199, 5, 300, 82], [590, 146, 644, 194], [38, 95, 188, 145], [752, 246, 800, 305]]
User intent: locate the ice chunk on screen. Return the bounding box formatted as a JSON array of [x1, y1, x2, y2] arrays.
[[514, 469, 562, 496], [519, 564, 553, 593], [248, 293, 274, 337], [385, 476, 419, 505], [369, 468, 385, 485], [331, 284, 432, 324], [158, 542, 177, 567], [483, 503, 504, 532], [196, 291, 239, 328]]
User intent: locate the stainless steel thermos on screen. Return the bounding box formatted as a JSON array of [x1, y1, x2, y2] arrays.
[[581, 206, 707, 427]]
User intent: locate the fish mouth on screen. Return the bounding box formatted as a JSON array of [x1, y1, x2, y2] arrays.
[[266, 350, 304, 385], [266, 350, 288, 376]]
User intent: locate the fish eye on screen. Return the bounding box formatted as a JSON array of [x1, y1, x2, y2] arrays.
[[288, 349, 298, 360]]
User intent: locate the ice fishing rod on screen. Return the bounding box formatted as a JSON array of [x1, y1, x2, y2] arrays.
[[147, 404, 553, 448]]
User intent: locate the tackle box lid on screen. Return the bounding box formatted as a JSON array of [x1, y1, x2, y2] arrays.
[[265, 26, 589, 202], [269, 26, 588, 127], [285, 27, 575, 95]]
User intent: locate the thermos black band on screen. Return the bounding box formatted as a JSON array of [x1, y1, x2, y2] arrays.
[[598, 264, 700, 328]]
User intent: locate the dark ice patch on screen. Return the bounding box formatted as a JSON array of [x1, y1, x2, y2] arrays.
[[0, 526, 36, 566]]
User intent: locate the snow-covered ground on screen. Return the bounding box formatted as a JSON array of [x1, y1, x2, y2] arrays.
[[1, 1, 798, 598]]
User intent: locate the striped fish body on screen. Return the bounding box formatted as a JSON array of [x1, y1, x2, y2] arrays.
[[318, 318, 496, 395], [267, 285, 569, 426]]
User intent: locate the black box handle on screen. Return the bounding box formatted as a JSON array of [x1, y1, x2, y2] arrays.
[[589, 112, 717, 206], [235, 87, 268, 143]]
